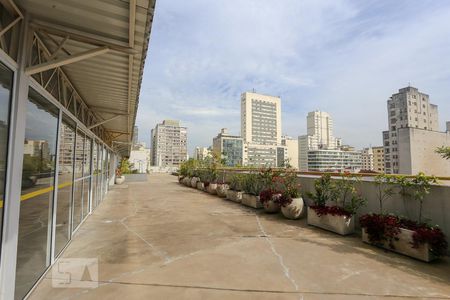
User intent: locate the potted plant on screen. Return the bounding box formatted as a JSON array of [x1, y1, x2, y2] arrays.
[[226, 173, 245, 203], [216, 171, 229, 198], [206, 168, 219, 195], [360, 173, 447, 262], [242, 172, 265, 208], [115, 168, 125, 184], [278, 170, 305, 220], [259, 169, 282, 213], [307, 174, 365, 235]]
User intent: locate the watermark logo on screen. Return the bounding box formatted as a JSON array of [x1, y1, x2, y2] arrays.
[[52, 258, 98, 289]]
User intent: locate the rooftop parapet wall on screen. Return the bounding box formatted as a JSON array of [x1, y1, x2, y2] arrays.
[[217, 169, 450, 254]]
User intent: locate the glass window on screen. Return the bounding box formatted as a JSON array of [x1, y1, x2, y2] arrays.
[[0, 62, 13, 256], [55, 115, 76, 256], [72, 130, 84, 230], [82, 137, 91, 217], [15, 88, 59, 299], [92, 142, 98, 209]]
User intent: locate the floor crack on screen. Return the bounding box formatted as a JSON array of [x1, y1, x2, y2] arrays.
[[255, 214, 299, 291]]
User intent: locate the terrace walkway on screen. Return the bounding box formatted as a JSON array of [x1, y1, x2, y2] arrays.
[[30, 173, 450, 299]]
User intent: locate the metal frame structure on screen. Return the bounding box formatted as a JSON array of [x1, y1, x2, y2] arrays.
[[0, 0, 155, 298]]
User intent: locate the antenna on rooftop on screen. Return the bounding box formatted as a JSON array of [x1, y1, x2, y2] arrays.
[[252, 88, 255, 93]]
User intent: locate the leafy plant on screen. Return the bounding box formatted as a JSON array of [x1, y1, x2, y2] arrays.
[[229, 173, 245, 191], [436, 146, 450, 160], [243, 173, 265, 196], [307, 174, 338, 207], [335, 173, 366, 215], [259, 188, 276, 204], [374, 174, 396, 214], [409, 172, 438, 223], [118, 158, 133, 175]]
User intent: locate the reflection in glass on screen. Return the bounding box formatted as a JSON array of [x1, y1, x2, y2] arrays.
[[15, 88, 58, 299], [72, 130, 84, 230], [92, 142, 98, 208], [55, 115, 76, 255], [83, 137, 91, 217], [0, 62, 13, 257]]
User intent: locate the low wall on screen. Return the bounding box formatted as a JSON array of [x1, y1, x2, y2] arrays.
[[218, 170, 450, 253], [124, 174, 148, 182]]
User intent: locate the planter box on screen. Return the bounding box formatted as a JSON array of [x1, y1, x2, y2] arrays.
[[226, 190, 242, 203], [242, 193, 263, 209], [207, 183, 217, 195], [307, 207, 354, 235], [362, 228, 436, 262], [196, 181, 204, 191], [115, 176, 125, 185], [263, 200, 280, 213], [216, 184, 229, 197]]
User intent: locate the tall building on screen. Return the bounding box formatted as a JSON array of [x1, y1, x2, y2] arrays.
[[240, 91, 283, 167], [151, 120, 187, 167], [299, 110, 360, 172], [212, 128, 244, 167], [383, 87, 450, 175], [281, 136, 299, 169], [194, 147, 212, 161], [129, 144, 151, 173], [133, 125, 139, 145], [372, 146, 385, 173], [361, 148, 374, 171]]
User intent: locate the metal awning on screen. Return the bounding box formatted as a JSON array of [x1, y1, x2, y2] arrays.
[[14, 0, 156, 156]]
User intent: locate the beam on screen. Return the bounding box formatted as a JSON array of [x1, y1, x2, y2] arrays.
[[88, 115, 122, 129], [30, 20, 138, 54], [0, 16, 21, 38], [0, 0, 23, 18], [48, 35, 69, 60], [25, 46, 109, 75]]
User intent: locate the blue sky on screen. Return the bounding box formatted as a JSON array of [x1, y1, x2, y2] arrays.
[[136, 0, 450, 155]]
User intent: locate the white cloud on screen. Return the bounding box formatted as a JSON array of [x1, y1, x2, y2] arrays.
[[137, 0, 450, 153]]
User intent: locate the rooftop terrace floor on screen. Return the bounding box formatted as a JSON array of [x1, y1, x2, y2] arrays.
[[30, 174, 450, 299]]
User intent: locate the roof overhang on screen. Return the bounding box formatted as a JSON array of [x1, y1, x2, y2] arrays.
[[15, 0, 156, 156]]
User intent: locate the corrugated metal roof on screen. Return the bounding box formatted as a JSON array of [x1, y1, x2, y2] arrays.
[[16, 0, 156, 155]]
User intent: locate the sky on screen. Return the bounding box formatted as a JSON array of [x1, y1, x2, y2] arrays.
[[136, 0, 450, 155]]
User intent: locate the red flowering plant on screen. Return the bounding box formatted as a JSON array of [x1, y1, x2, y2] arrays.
[[274, 170, 301, 207], [360, 214, 448, 256], [360, 173, 447, 257], [259, 188, 277, 204]]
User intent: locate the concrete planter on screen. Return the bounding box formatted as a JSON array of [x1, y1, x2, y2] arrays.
[[242, 193, 263, 209], [191, 177, 199, 188], [196, 181, 205, 191], [183, 177, 191, 186], [263, 199, 280, 213], [307, 207, 355, 235], [281, 197, 306, 220], [362, 228, 436, 262], [216, 184, 229, 197], [207, 183, 218, 195], [226, 190, 242, 203], [115, 176, 125, 185]]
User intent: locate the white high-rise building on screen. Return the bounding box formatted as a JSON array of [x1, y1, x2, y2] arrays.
[[299, 111, 361, 172], [383, 87, 438, 174], [151, 120, 187, 167], [361, 148, 374, 171], [193, 147, 211, 161], [241, 92, 284, 167], [299, 111, 342, 171]]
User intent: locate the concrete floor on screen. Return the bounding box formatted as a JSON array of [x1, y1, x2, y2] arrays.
[[29, 174, 450, 300]]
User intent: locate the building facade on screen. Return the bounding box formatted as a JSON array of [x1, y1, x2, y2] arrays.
[[194, 147, 212, 161], [151, 120, 188, 167], [372, 146, 385, 173], [397, 127, 450, 176], [129, 145, 151, 174], [383, 87, 439, 174], [307, 150, 362, 172], [212, 128, 243, 167], [240, 92, 282, 167], [361, 148, 374, 171], [299, 111, 352, 172], [281, 136, 299, 169]]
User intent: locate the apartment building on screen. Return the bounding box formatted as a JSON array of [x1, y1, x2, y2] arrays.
[[241, 92, 282, 167], [151, 120, 188, 167], [383, 87, 450, 175], [281, 136, 299, 169], [373, 146, 385, 173], [212, 128, 244, 166]]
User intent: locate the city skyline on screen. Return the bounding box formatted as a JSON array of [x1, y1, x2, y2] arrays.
[[136, 0, 450, 154]]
